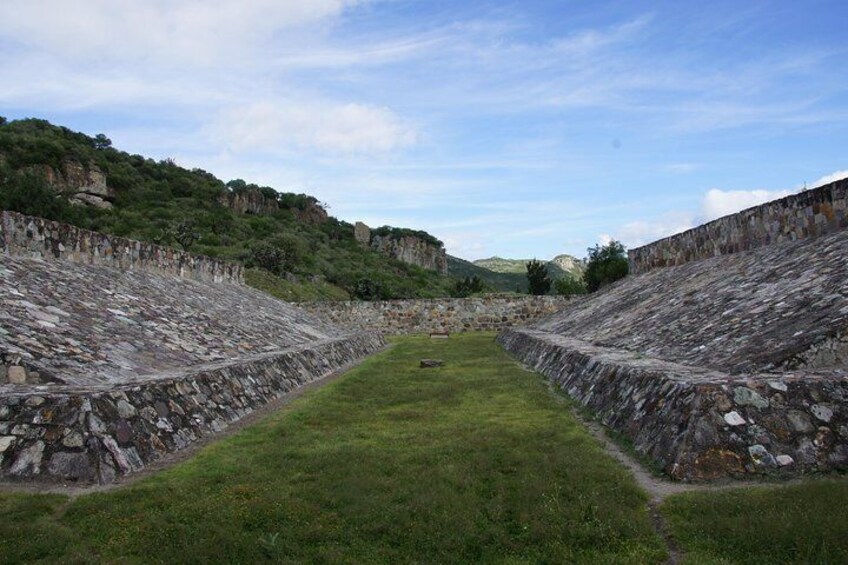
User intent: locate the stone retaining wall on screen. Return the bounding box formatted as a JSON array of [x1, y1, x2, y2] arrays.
[[628, 177, 848, 274], [1, 210, 243, 284], [0, 333, 385, 484], [499, 328, 848, 480], [303, 295, 574, 335]]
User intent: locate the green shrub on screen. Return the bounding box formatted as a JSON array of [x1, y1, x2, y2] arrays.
[[583, 240, 629, 292], [554, 276, 587, 296]]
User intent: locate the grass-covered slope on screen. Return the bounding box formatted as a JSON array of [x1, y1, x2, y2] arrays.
[[0, 334, 665, 563], [0, 117, 454, 300]]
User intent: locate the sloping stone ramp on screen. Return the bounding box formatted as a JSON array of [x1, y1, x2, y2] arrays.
[[0, 211, 384, 484], [500, 179, 848, 480]]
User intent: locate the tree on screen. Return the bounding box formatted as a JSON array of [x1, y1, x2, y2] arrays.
[[452, 275, 485, 298], [173, 219, 201, 251], [583, 240, 629, 292], [526, 259, 551, 295], [0, 116, 7, 126], [554, 275, 586, 296], [93, 133, 112, 149]]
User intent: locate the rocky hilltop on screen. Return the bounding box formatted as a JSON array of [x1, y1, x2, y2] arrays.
[[354, 222, 448, 274], [473, 255, 583, 279]]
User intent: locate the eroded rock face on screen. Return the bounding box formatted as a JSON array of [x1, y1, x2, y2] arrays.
[[370, 234, 448, 274], [31, 160, 115, 209], [217, 188, 279, 216]]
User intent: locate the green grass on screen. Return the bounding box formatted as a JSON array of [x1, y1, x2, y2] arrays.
[[0, 333, 664, 564], [661, 479, 848, 564]]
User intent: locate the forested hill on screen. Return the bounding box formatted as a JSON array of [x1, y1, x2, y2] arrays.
[[0, 117, 457, 300]]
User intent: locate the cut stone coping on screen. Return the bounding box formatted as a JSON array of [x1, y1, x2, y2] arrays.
[[0, 332, 386, 485], [499, 328, 848, 481]]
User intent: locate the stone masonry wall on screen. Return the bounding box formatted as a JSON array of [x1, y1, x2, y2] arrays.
[[499, 328, 848, 481], [628, 177, 848, 274], [0, 333, 385, 484], [302, 295, 574, 335], [1, 210, 243, 284]]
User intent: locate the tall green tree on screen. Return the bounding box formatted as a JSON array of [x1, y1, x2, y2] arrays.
[[526, 259, 551, 295], [583, 240, 629, 292]]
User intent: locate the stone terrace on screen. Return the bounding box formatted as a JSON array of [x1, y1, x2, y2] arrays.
[[1, 254, 340, 387], [0, 212, 384, 483], [500, 179, 848, 480], [534, 228, 848, 373]]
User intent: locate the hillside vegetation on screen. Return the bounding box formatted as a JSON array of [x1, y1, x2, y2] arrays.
[[0, 118, 458, 300]]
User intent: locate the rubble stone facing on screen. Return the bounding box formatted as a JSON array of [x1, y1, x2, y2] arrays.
[[302, 295, 574, 335], [0, 252, 341, 386], [0, 333, 385, 484], [629, 177, 848, 274], [1, 210, 242, 284], [537, 227, 848, 373], [499, 328, 848, 480]]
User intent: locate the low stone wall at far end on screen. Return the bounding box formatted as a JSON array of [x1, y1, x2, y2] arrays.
[[302, 295, 574, 335]]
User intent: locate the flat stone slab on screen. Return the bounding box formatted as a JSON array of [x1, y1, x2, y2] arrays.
[[420, 359, 444, 368]]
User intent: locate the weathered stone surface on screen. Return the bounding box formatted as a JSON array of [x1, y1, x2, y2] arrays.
[[420, 359, 444, 368], [7, 366, 26, 384], [0, 332, 384, 483], [370, 232, 448, 274], [47, 452, 92, 481], [354, 222, 371, 247], [535, 225, 848, 373], [1, 210, 242, 284], [0, 211, 386, 484], [304, 296, 573, 336], [629, 177, 848, 274], [217, 188, 279, 216], [498, 328, 848, 480]]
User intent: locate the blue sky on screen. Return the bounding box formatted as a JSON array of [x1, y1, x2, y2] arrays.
[[1, 0, 846, 260]]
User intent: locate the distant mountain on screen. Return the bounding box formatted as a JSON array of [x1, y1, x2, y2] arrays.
[[472, 255, 583, 279], [446, 255, 528, 293]]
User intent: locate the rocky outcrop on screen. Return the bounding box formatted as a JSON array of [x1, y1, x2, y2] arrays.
[[293, 200, 328, 225], [353, 222, 448, 273], [217, 188, 279, 216], [30, 159, 115, 209], [354, 222, 371, 247], [370, 233, 448, 274]]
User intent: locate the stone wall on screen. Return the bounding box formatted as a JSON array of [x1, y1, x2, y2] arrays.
[[1, 210, 243, 284], [499, 328, 848, 481], [303, 295, 574, 335], [628, 177, 848, 274], [0, 333, 385, 484]]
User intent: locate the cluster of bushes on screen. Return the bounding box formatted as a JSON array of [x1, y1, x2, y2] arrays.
[[0, 118, 454, 301], [370, 226, 443, 248]]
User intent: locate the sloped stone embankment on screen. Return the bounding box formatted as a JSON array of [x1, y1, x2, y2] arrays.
[[0, 211, 385, 483], [500, 178, 848, 480]]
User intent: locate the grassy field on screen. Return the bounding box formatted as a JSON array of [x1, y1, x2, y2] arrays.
[[0, 333, 665, 564], [661, 479, 848, 564]]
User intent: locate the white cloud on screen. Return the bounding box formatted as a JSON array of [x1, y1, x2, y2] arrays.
[[811, 170, 848, 188], [0, 0, 365, 66], [602, 211, 695, 249], [701, 188, 795, 222], [211, 100, 418, 154]]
